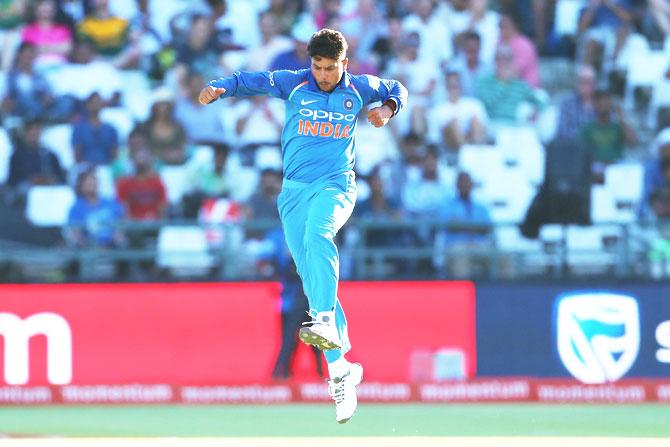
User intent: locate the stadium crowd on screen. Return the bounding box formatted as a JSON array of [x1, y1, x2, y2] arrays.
[[0, 0, 669, 281]]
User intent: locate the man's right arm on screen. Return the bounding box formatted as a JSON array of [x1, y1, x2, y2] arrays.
[[199, 70, 303, 105]]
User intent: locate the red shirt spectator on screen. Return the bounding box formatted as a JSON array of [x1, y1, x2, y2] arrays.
[[116, 146, 167, 220]]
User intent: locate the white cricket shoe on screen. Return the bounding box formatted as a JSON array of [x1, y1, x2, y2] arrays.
[[299, 310, 342, 350], [328, 362, 363, 424]]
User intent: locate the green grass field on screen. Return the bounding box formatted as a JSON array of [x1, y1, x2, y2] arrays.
[[0, 404, 668, 438]]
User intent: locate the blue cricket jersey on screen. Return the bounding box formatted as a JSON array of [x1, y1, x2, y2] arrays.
[[209, 69, 408, 183]]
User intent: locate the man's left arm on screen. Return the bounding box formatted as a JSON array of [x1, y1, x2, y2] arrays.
[[359, 75, 408, 128]]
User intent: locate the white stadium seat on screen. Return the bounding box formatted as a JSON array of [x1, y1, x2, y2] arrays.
[[566, 225, 622, 274], [100, 107, 136, 143], [157, 226, 214, 277], [0, 128, 12, 184], [159, 165, 191, 205], [40, 124, 75, 171], [95, 165, 116, 199], [25, 185, 76, 227]]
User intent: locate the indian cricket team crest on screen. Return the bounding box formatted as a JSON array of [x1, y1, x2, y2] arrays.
[[343, 98, 354, 111], [555, 292, 640, 384]]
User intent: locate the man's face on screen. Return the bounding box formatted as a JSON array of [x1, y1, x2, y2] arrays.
[[577, 72, 596, 99], [463, 37, 480, 60], [311, 56, 347, 92], [495, 52, 515, 80]]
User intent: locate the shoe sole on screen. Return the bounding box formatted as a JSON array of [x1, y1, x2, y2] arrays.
[[336, 363, 363, 424], [298, 327, 341, 350]]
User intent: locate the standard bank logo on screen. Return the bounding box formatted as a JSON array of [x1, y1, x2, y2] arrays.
[[555, 292, 640, 384]]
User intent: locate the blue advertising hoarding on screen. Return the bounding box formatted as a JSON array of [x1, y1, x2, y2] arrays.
[[476, 283, 670, 381]]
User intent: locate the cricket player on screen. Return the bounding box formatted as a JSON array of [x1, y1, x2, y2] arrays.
[[199, 28, 407, 423]]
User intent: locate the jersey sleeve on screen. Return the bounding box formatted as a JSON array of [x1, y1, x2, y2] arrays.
[[208, 70, 305, 101], [355, 74, 408, 116]]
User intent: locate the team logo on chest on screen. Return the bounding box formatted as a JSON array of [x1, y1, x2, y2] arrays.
[[343, 98, 354, 111]]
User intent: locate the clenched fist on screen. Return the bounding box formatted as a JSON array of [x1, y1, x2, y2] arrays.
[[198, 85, 226, 105], [367, 104, 394, 128]]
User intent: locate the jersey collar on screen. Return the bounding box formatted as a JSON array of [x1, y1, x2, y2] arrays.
[[307, 70, 352, 92]]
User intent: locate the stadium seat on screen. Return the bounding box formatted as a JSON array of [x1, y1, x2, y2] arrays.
[[119, 70, 152, 122], [156, 226, 214, 277], [40, 124, 75, 171], [100, 107, 136, 143], [624, 50, 669, 109], [592, 184, 637, 224], [565, 224, 622, 274], [25, 185, 76, 227], [604, 162, 644, 212], [254, 145, 282, 170], [554, 0, 585, 36], [457, 144, 504, 186], [159, 164, 191, 205], [189, 145, 215, 168], [482, 168, 536, 224], [0, 127, 12, 184], [95, 165, 116, 199], [495, 127, 545, 185]]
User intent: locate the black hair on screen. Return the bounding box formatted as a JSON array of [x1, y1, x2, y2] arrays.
[[307, 28, 348, 60], [462, 30, 481, 42], [594, 88, 611, 100]]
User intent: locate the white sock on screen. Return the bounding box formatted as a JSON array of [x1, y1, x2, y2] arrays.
[[327, 356, 351, 379]]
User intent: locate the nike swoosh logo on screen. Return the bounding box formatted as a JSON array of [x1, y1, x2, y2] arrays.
[[301, 99, 319, 105]]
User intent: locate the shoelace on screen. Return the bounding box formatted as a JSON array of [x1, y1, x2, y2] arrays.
[[328, 370, 351, 405]]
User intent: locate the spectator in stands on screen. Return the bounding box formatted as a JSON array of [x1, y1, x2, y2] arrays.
[[138, 88, 187, 165], [7, 119, 66, 205], [402, 0, 452, 69], [647, 0, 670, 40], [45, 39, 122, 107], [341, 0, 386, 63], [1, 42, 75, 123], [0, 0, 27, 71], [555, 65, 597, 139], [428, 71, 488, 152], [111, 126, 153, 179], [116, 145, 167, 221], [369, 15, 405, 73], [385, 31, 438, 137], [265, 0, 299, 35], [174, 70, 228, 145], [450, 31, 490, 96], [269, 22, 313, 71], [72, 92, 118, 165], [577, 0, 633, 74], [498, 12, 541, 88], [67, 166, 124, 248], [446, 0, 500, 67], [21, 0, 72, 69], [436, 171, 493, 278], [173, 13, 223, 83], [641, 128, 670, 219], [207, 0, 261, 53], [355, 168, 413, 274], [77, 0, 136, 68], [245, 12, 292, 72], [183, 143, 232, 218], [474, 45, 544, 126], [401, 147, 453, 217], [580, 89, 637, 176], [245, 168, 282, 222]]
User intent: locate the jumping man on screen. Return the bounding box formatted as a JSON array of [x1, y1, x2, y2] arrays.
[[199, 28, 408, 423]]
